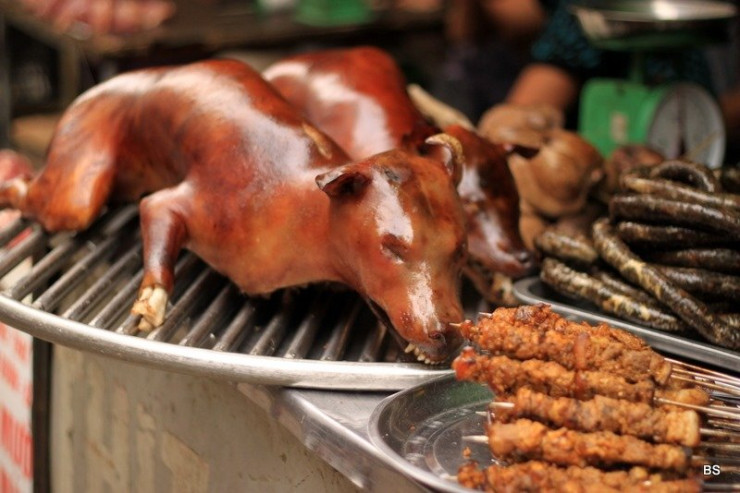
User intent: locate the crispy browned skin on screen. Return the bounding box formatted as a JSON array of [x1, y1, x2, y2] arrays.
[[264, 47, 535, 302], [496, 388, 701, 447], [486, 419, 690, 471], [461, 305, 672, 383], [0, 60, 469, 362], [458, 461, 701, 493]]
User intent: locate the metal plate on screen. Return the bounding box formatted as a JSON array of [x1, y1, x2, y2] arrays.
[[513, 276, 740, 373], [369, 373, 740, 491], [570, 0, 737, 50], [368, 375, 492, 492]]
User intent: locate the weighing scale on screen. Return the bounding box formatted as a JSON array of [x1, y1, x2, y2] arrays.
[[571, 0, 738, 168]]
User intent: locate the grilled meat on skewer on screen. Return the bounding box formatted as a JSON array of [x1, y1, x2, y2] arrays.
[[493, 388, 701, 447], [460, 304, 673, 383], [453, 348, 709, 407], [486, 419, 690, 470], [458, 461, 702, 493]]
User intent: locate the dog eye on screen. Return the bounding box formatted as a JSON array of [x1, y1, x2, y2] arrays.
[[381, 234, 409, 262]]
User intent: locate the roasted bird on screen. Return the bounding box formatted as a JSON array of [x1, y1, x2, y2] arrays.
[[0, 59, 470, 363], [264, 46, 535, 304]]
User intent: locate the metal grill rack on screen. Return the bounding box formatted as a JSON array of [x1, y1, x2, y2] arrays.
[[0, 206, 456, 390]]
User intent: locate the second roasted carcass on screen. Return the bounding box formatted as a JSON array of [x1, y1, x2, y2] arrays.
[[0, 59, 470, 363], [264, 46, 535, 305]]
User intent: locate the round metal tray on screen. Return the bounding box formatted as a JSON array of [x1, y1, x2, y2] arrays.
[[368, 375, 493, 492], [0, 207, 456, 391]]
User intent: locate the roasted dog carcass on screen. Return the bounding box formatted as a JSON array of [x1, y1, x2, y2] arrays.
[[264, 46, 535, 305], [0, 59, 469, 363]]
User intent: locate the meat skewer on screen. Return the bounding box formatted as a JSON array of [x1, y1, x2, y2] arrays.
[[484, 418, 691, 471], [452, 348, 740, 420], [457, 461, 703, 493], [490, 387, 702, 447], [459, 303, 675, 383]]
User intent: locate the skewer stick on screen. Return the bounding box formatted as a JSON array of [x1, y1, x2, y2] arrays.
[[672, 367, 740, 389], [657, 398, 740, 420], [701, 427, 740, 438], [704, 485, 740, 492], [671, 374, 740, 397], [463, 435, 489, 445], [708, 419, 740, 432], [700, 442, 740, 453], [668, 359, 740, 386]]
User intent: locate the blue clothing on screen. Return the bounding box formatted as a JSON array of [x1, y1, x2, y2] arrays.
[[531, 0, 715, 92]]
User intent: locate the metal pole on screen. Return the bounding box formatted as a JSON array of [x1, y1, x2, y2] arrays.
[[0, 12, 11, 147]]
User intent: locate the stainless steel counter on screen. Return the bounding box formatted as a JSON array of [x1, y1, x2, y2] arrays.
[[238, 383, 430, 492]]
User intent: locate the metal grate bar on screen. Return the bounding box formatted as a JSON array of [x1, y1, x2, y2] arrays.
[[358, 321, 388, 363], [249, 292, 295, 356], [283, 290, 329, 359], [0, 207, 461, 389], [212, 301, 258, 352], [9, 237, 84, 301], [61, 247, 142, 322], [8, 209, 138, 301], [106, 252, 201, 333], [179, 282, 238, 347], [31, 233, 133, 311], [91, 271, 143, 330], [0, 228, 45, 279], [0, 217, 30, 247], [320, 299, 362, 361]]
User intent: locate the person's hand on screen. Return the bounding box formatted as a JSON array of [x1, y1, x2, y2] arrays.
[[19, 0, 176, 36]]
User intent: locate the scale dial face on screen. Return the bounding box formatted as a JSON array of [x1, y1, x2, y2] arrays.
[[647, 83, 725, 168]]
